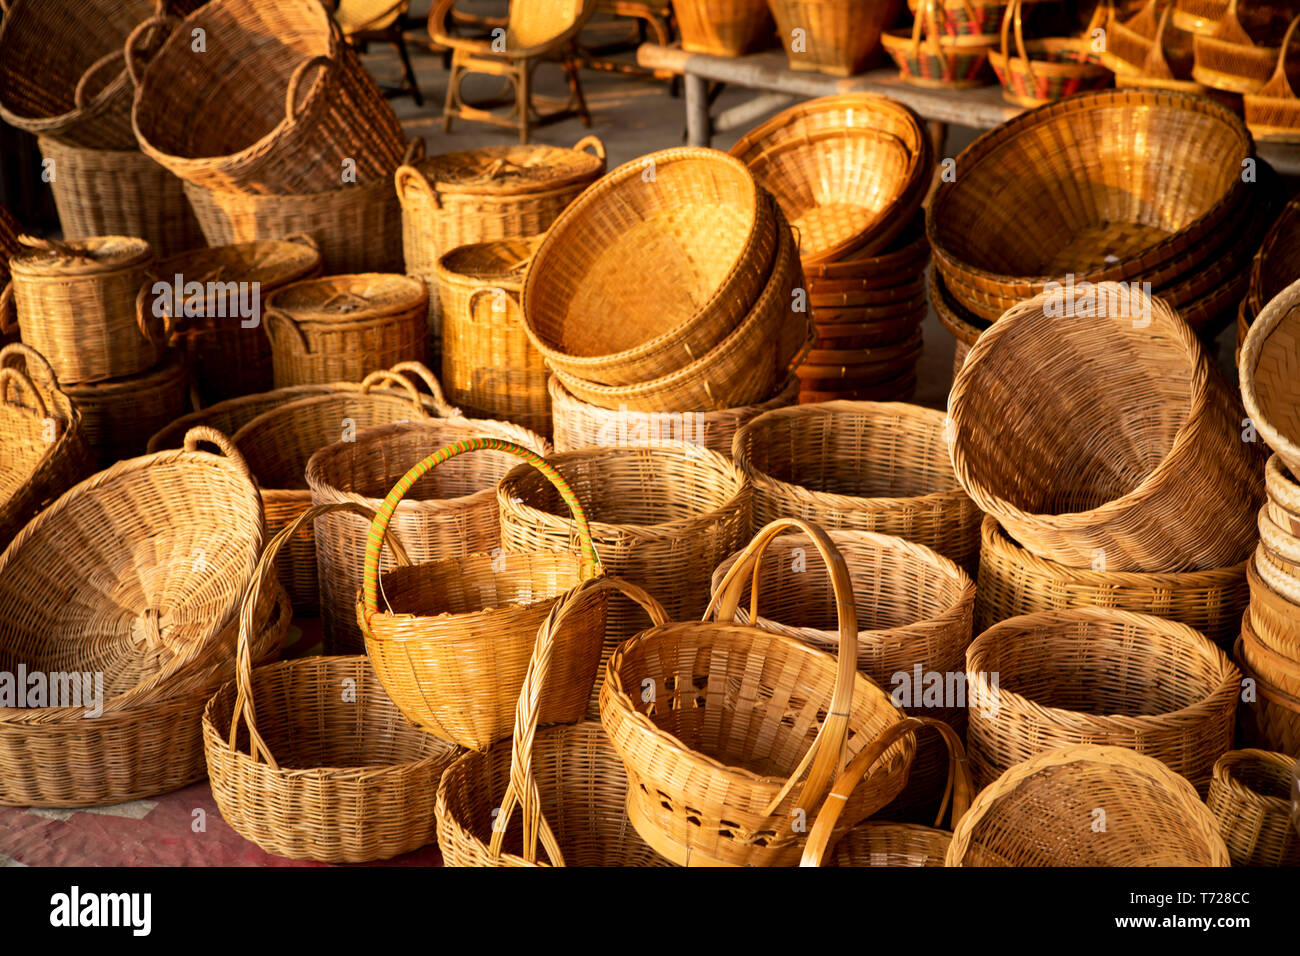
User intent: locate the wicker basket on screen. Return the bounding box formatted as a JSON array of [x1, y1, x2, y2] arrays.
[[801, 215, 930, 280], [1242, 608, 1300, 698], [1235, 635, 1300, 755], [548, 212, 809, 412], [881, 0, 997, 89], [673, 0, 772, 55], [1192, 0, 1291, 93], [1259, 504, 1300, 595], [522, 148, 777, 388], [949, 284, 1263, 572], [435, 575, 674, 866], [306, 416, 549, 653], [988, 0, 1111, 106], [1245, 17, 1300, 142], [0, 0, 156, 149], [733, 400, 981, 572], [768, 0, 904, 76], [975, 516, 1249, 648], [729, 95, 931, 264], [927, 89, 1252, 322], [817, 822, 954, 867], [1248, 549, 1300, 662], [129, 0, 405, 194], [230, 370, 433, 613], [1206, 749, 1300, 867], [600, 518, 915, 867], [36, 137, 205, 260], [710, 529, 974, 817], [66, 353, 191, 468], [4, 235, 161, 385], [436, 237, 549, 437], [549, 374, 798, 457], [946, 745, 1231, 866], [0, 343, 94, 548], [965, 607, 1240, 792], [929, 267, 987, 377], [1175, 0, 1228, 34], [1240, 275, 1300, 481], [203, 502, 459, 862], [1265, 453, 1300, 554], [498, 442, 750, 714], [265, 273, 427, 388], [1249, 195, 1300, 317]]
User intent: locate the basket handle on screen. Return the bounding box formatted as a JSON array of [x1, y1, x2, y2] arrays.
[[284, 232, 320, 252], [0, 367, 47, 420], [389, 360, 458, 417], [262, 308, 312, 355], [798, 716, 973, 866], [0, 281, 14, 337], [134, 281, 177, 346], [0, 341, 60, 389], [357, 368, 429, 414], [572, 134, 606, 160], [360, 438, 599, 627], [402, 137, 426, 166], [228, 501, 411, 767], [124, 15, 179, 87], [707, 518, 858, 818], [467, 286, 522, 322], [182, 426, 254, 482], [74, 50, 125, 109], [286, 55, 332, 119], [489, 575, 669, 865], [394, 161, 439, 209], [18, 234, 82, 258], [1268, 15, 1300, 89]]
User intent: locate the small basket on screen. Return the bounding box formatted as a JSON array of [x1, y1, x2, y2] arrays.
[[36, 137, 205, 259], [265, 273, 428, 388], [882, 0, 996, 89], [965, 607, 1240, 791], [1192, 0, 1289, 93], [988, 0, 1111, 107], [1113, 2, 1223, 97], [673, 0, 773, 55], [945, 745, 1231, 866], [1245, 16, 1300, 141], [949, 284, 1263, 571], [732, 400, 982, 572], [3, 235, 161, 385], [435, 576, 674, 866], [358, 438, 607, 752], [767, 0, 904, 76], [0, 343, 94, 548], [128, 0, 405, 194], [1206, 749, 1300, 867], [203, 502, 460, 862], [306, 415, 550, 653], [975, 516, 1249, 648], [65, 353, 191, 468], [1240, 275, 1300, 481], [548, 374, 798, 457]]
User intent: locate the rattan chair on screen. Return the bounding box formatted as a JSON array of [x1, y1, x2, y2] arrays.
[[326, 0, 425, 105], [431, 0, 597, 143]]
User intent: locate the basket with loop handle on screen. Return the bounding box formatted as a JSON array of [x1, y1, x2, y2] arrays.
[[1240, 275, 1300, 482], [1206, 748, 1300, 867], [436, 575, 676, 866], [1192, 0, 1292, 92], [1246, 17, 1300, 143], [988, 0, 1111, 107], [600, 517, 916, 867], [799, 715, 972, 866], [359, 437, 608, 751], [203, 502, 460, 863], [882, 0, 998, 89], [232, 369, 432, 612], [0, 343, 94, 548]]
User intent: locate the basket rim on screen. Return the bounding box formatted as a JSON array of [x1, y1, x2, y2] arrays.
[[408, 142, 605, 198], [1266, 453, 1300, 514], [266, 272, 427, 320], [153, 238, 322, 290], [63, 352, 187, 397], [1239, 276, 1300, 476], [546, 371, 800, 423]]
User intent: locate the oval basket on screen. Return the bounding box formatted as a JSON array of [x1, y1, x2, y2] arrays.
[[1205, 748, 1300, 867]]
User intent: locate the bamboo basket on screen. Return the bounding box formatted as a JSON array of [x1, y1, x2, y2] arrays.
[[1245, 16, 1300, 140], [0, 343, 94, 549], [436, 576, 673, 866], [768, 0, 904, 76], [128, 0, 406, 194], [498, 442, 750, 714], [549, 213, 809, 412], [710, 529, 975, 817], [907, 0, 1016, 40], [1265, 454, 1300, 547], [965, 607, 1240, 791], [817, 822, 954, 867], [0, 0, 156, 150], [1247, 550, 1300, 662], [3, 235, 161, 385], [1249, 195, 1300, 316], [36, 137, 205, 260], [549, 374, 798, 456], [1193, 0, 1291, 93], [1241, 280, 1300, 486], [522, 148, 777, 388], [975, 516, 1249, 647], [0, 573, 289, 808], [673, 0, 772, 55], [265, 273, 427, 388], [946, 745, 1231, 866], [801, 214, 929, 280], [436, 237, 549, 437], [306, 416, 549, 653], [230, 370, 432, 613], [732, 401, 981, 572], [729, 95, 931, 264], [1206, 749, 1300, 867], [66, 353, 191, 468], [881, 0, 997, 89], [988, 0, 1111, 107], [1175, 0, 1228, 34], [600, 518, 915, 867], [929, 267, 987, 376], [1241, 609, 1300, 698], [949, 284, 1263, 572], [203, 503, 459, 862], [148, 236, 322, 404], [1113, 3, 1227, 96], [357, 438, 606, 751], [1235, 636, 1300, 755]]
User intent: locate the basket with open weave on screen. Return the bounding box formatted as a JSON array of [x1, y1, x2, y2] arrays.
[[1206, 749, 1300, 867], [1192, 0, 1298, 93]]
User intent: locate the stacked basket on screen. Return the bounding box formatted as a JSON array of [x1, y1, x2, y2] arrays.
[[730, 95, 933, 403]]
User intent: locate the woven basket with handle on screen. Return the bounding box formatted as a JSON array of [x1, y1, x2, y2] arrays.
[[946, 745, 1231, 866], [882, 0, 997, 89], [768, 0, 904, 76], [1245, 15, 1300, 140], [600, 518, 916, 867], [1206, 749, 1300, 867], [988, 0, 1111, 106], [435, 576, 674, 866], [203, 502, 459, 862], [1192, 0, 1293, 92]]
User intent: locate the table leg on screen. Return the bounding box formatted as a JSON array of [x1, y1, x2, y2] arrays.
[[685, 73, 712, 148]]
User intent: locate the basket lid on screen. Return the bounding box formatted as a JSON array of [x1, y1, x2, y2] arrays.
[[418, 144, 604, 197], [436, 236, 543, 283], [10, 235, 152, 276], [266, 273, 426, 320], [154, 239, 321, 293]]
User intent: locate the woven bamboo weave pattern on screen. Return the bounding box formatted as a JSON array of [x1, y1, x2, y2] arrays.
[[1206, 749, 1300, 866]]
